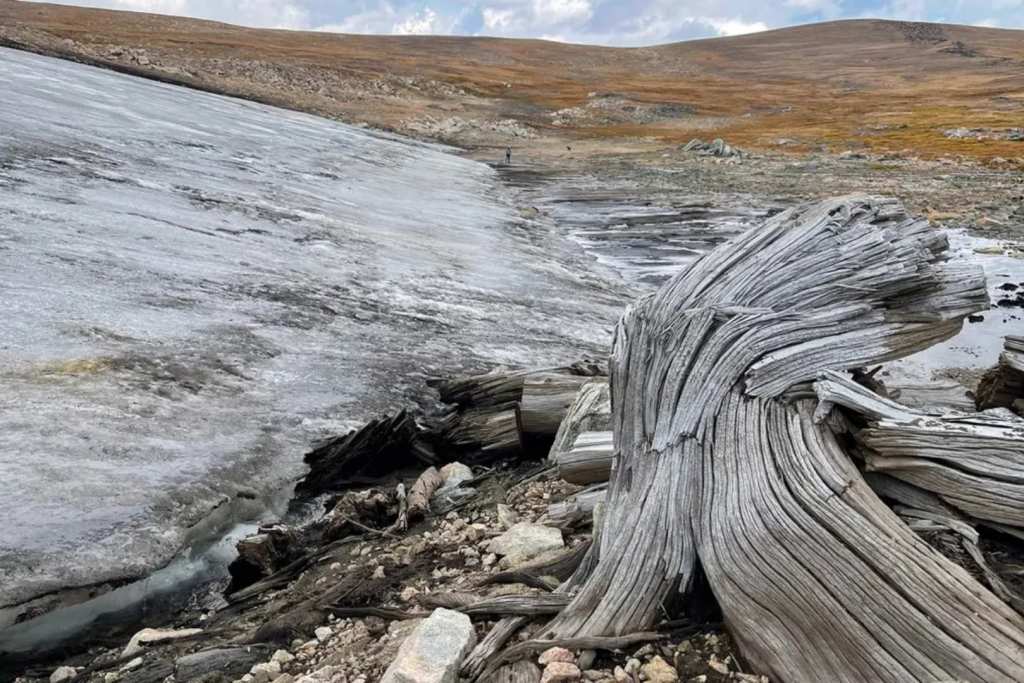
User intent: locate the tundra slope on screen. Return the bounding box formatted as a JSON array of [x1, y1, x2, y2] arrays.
[[2, 2, 1024, 162], [0, 46, 629, 624]]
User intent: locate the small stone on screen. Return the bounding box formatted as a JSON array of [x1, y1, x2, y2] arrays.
[[272, 650, 295, 664], [372, 565, 386, 579], [482, 553, 497, 568], [104, 674, 119, 683], [379, 608, 476, 683], [251, 661, 281, 683], [613, 666, 631, 683], [538, 647, 575, 665], [496, 504, 519, 529], [582, 670, 607, 682], [707, 656, 729, 675], [272, 676, 295, 683], [486, 522, 563, 566], [241, 676, 254, 683], [624, 658, 641, 675], [314, 626, 332, 643], [577, 650, 597, 670], [541, 661, 582, 683], [400, 586, 419, 602], [641, 656, 678, 683], [121, 658, 143, 672], [439, 462, 473, 487], [50, 667, 76, 683]]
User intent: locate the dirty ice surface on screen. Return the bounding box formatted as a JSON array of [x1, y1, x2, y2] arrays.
[[0, 48, 628, 615]]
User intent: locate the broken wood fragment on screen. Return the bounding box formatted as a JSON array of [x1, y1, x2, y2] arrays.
[[520, 373, 595, 437], [555, 431, 614, 485], [407, 467, 445, 519], [548, 380, 610, 463], [977, 335, 1024, 415]]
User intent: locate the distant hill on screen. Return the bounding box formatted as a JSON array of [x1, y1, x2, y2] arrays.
[[2, 0, 1022, 159]]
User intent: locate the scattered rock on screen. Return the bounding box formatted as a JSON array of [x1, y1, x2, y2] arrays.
[[682, 138, 741, 158], [314, 626, 332, 643], [379, 608, 476, 683], [122, 627, 202, 658], [121, 657, 143, 672], [538, 646, 575, 665], [271, 650, 295, 664], [50, 666, 76, 683], [577, 650, 597, 670], [486, 522, 563, 565], [496, 503, 519, 529], [542, 661, 582, 683], [251, 660, 282, 683], [438, 462, 473, 488], [641, 656, 679, 683]]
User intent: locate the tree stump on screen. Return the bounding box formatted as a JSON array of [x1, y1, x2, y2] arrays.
[[542, 196, 1024, 682]]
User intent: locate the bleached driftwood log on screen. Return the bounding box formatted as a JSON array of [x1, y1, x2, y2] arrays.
[[520, 373, 595, 437], [555, 431, 614, 485], [817, 369, 1024, 530], [547, 380, 610, 463], [541, 196, 1024, 682], [433, 363, 606, 457], [977, 335, 1024, 414], [430, 362, 605, 409], [439, 407, 523, 456]]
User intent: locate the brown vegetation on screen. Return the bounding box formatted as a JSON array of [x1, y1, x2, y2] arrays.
[[2, 0, 1024, 159]]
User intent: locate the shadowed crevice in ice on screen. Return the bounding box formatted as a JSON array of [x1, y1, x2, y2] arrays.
[[0, 47, 630, 617]]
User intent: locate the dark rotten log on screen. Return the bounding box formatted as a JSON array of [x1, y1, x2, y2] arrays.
[[295, 411, 435, 498], [542, 196, 1024, 682]]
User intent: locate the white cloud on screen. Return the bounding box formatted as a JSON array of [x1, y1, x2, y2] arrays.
[[23, 0, 1024, 45], [532, 0, 592, 24], [482, 7, 519, 30], [705, 17, 769, 36], [392, 7, 441, 34]]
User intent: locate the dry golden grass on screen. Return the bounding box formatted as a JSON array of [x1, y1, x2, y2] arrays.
[[2, 0, 1023, 159]]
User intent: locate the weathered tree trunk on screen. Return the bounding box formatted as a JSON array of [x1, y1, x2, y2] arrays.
[[543, 196, 1024, 682]]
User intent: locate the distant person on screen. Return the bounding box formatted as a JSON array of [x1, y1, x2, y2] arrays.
[[505, 147, 512, 165]]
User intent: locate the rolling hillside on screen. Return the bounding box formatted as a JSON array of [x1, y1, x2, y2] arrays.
[[1, 0, 1023, 158]]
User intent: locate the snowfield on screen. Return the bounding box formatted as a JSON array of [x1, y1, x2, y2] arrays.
[[0, 47, 626, 619]]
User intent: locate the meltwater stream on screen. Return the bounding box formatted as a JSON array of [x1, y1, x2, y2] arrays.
[[0, 46, 629, 642]]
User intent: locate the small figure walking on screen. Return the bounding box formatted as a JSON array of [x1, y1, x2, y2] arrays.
[[505, 147, 512, 165]]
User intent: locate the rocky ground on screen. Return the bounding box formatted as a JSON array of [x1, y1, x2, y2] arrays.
[[10, 456, 753, 683]]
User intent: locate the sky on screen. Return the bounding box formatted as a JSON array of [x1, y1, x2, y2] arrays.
[[29, 0, 1024, 45]]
